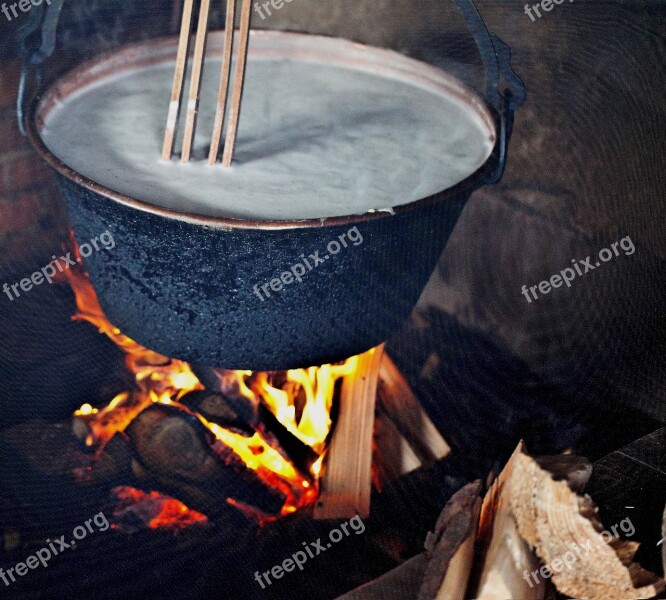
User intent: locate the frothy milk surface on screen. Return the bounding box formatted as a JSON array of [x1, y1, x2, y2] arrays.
[[40, 38, 494, 221]]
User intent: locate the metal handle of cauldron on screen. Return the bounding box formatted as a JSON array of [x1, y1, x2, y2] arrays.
[[15, 0, 65, 136], [452, 0, 526, 184]]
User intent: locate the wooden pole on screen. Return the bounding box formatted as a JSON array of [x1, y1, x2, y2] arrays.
[[208, 0, 237, 164], [161, 0, 195, 160], [221, 0, 252, 167], [180, 0, 212, 162]]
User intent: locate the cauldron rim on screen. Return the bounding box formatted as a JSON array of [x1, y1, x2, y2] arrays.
[[26, 30, 498, 231]]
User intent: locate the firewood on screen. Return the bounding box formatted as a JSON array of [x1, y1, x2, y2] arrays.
[[418, 480, 482, 600], [181, 388, 318, 478], [510, 443, 665, 600], [255, 403, 319, 479], [336, 555, 427, 600], [377, 355, 450, 466], [471, 442, 545, 599], [372, 410, 422, 486], [125, 404, 284, 516], [76, 432, 134, 487], [314, 345, 384, 519], [191, 365, 259, 426], [181, 390, 253, 434]]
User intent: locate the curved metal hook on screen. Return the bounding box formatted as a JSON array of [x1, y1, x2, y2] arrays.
[[451, 0, 526, 183], [16, 0, 65, 136]]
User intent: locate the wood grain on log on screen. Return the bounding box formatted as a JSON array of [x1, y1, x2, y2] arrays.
[[372, 410, 422, 486], [510, 444, 665, 600], [418, 480, 481, 600], [125, 404, 285, 516], [471, 442, 544, 600], [378, 355, 450, 466], [315, 345, 384, 519]]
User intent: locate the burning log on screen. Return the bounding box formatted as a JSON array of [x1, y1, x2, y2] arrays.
[[180, 389, 251, 433], [256, 403, 319, 480], [125, 404, 285, 517], [112, 485, 208, 532], [182, 384, 319, 478], [74, 432, 134, 486], [314, 345, 385, 519], [190, 365, 259, 426]]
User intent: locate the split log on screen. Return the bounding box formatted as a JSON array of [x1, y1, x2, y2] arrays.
[[471, 442, 545, 600], [377, 355, 450, 467], [373, 354, 449, 486], [509, 443, 665, 600], [125, 404, 285, 517], [372, 410, 422, 486], [314, 345, 384, 519], [418, 480, 482, 600]]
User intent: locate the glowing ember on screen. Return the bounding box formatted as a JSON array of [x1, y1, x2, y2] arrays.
[[64, 256, 356, 517], [112, 486, 208, 531]]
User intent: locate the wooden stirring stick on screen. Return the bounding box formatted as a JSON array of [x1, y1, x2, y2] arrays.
[[208, 0, 237, 165], [180, 0, 211, 162], [220, 0, 252, 167], [161, 0, 195, 161], [163, 0, 251, 166]]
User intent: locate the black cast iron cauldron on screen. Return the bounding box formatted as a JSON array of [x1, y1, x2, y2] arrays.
[[25, 1, 525, 371]]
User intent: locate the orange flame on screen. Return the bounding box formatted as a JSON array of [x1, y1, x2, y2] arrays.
[[65, 259, 353, 516], [113, 486, 208, 531]]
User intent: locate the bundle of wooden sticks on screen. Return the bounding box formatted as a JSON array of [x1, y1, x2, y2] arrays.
[[162, 0, 252, 166]]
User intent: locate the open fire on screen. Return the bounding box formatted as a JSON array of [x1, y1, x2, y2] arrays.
[[61, 249, 358, 519]]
